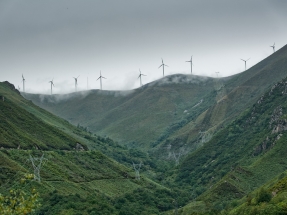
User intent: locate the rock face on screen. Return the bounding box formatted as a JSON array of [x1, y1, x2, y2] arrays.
[[75, 143, 84, 151], [252, 80, 287, 156], [269, 106, 287, 133]]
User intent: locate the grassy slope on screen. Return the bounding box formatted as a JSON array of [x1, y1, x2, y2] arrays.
[[0, 149, 176, 215], [176, 76, 287, 214], [162, 44, 287, 153], [23, 75, 218, 149], [0, 81, 179, 214], [0, 82, 87, 150], [23, 45, 287, 156]]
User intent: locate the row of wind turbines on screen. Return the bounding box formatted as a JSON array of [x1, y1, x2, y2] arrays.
[[19, 43, 276, 95]]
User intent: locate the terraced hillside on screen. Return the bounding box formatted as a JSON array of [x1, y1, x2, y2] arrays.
[[0, 81, 180, 214]]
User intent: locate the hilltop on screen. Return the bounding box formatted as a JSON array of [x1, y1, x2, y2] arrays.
[[0, 81, 181, 214], [23, 44, 287, 156], [23, 74, 225, 150]]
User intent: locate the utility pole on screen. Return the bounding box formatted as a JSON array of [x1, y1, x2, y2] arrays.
[[132, 162, 142, 180], [173, 152, 182, 166], [29, 154, 46, 182]]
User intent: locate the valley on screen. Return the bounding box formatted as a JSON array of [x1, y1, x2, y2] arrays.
[[1, 45, 287, 214]]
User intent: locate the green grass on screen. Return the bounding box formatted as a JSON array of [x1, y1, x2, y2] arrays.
[[175, 76, 287, 214], [22, 45, 287, 160]]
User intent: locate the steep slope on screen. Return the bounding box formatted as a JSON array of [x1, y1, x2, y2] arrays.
[[23, 45, 287, 155], [176, 76, 287, 214], [157, 44, 287, 156], [0, 81, 181, 214], [23, 75, 219, 149], [0, 81, 157, 168], [0, 81, 87, 150]]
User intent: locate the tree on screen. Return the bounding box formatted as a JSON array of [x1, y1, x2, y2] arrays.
[[0, 174, 40, 215]]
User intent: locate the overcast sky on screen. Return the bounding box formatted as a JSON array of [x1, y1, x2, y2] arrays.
[[0, 0, 287, 94]]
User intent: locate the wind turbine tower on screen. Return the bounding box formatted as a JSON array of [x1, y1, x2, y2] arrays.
[[138, 69, 146, 87], [22, 74, 25, 92], [73, 76, 79, 92], [270, 43, 275, 53], [241, 58, 250, 71], [186, 56, 193, 74], [97, 71, 106, 90], [87, 77, 89, 90], [48, 79, 54, 95], [158, 58, 168, 77]]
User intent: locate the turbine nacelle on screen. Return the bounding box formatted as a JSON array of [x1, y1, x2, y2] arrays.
[[158, 58, 168, 77], [270, 43, 275, 53], [97, 71, 106, 90], [186, 55, 193, 74]]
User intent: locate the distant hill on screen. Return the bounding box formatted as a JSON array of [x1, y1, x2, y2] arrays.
[[23, 75, 219, 150], [23, 45, 287, 156]]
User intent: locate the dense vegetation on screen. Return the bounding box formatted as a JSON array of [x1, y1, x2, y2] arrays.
[[23, 44, 287, 156], [176, 77, 287, 214], [1, 45, 287, 214]]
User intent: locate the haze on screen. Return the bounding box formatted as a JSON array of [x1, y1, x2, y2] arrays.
[[0, 0, 287, 94]]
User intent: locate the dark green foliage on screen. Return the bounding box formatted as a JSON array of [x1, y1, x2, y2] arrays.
[[38, 192, 116, 215], [256, 188, 271, 204]]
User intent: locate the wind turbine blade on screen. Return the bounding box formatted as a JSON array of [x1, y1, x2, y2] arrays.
[[102, 77, 107, 79], [165, 64, 169, 67], [97, 77, 100, 80], [77, 75, 80, 78], [241, 59, 245, 61], [247, 58, 250, 61], [158, 65, 162, 68], [142, 74, 146, 76]]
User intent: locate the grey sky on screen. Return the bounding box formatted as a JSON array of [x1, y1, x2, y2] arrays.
[[1, 0, 287, 94]]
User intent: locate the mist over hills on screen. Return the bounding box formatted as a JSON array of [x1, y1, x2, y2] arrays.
[[0, 80, 182, 214], [2, 44, 287, 214], [23, 44, 287, 155]]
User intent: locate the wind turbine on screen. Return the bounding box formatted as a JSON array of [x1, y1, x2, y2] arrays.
[[186, 56, 193, 74], [158, 58, 168, 77], [138, 69, 146, 87], [215, 71, 220, 78], [87, 77, 89, 90], [73, 75, 79, 92], [241, 58, 250, 71], [97, 71, 106, 90], [22, 74, 25, 92], [270, 43, 275, 53], [48, 79, 54, 95]]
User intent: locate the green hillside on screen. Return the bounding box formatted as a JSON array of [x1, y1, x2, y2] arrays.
[[0, 81, 182, 214], [23, 45, 287, 156], [22, 75, 219, 150], [174, 76, 287, 214], [0, 82, 88, 150]]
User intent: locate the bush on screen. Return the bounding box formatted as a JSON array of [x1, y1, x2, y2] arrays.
[[256, 188, 271, 204], [0, 174, 39, 215]]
